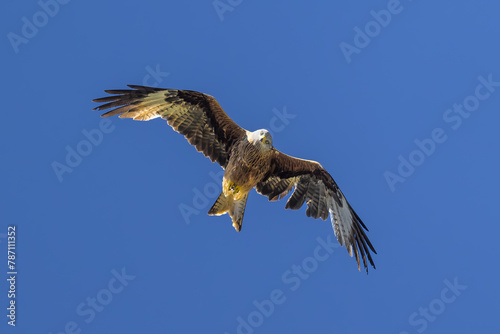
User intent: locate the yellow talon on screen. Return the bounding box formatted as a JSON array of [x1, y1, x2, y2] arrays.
[[226, 181, 240, 194]]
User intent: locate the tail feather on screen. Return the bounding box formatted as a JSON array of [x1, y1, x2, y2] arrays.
[[208, 192, 249, 231], [229, 193, 249, 232], [208, 192, 231, 216]]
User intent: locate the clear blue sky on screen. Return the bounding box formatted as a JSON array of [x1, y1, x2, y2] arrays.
[[2, 1, 499, 333]]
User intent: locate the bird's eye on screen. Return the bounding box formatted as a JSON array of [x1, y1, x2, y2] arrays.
[[265, 140, 270, 145]]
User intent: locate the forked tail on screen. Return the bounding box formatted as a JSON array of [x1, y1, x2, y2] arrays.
[[208, 191, 249, 231]]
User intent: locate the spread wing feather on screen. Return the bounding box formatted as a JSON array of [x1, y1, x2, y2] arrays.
[[93, 85, 246, 168], [256, 150, 376, 272]]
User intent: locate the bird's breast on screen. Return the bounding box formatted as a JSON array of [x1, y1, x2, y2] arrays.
[[224, 140, 272, 192]]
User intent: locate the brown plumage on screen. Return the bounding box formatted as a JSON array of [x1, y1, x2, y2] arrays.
[[93, 85, 376, 272], [93, 85, 245, 166]]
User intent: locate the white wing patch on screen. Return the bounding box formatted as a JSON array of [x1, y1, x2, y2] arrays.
[[118, 91, 166, 121], [256, 172, 375, 271], [327, 195, 354, 257]]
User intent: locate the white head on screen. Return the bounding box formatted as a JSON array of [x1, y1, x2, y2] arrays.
[[248, 129, 273, 151]]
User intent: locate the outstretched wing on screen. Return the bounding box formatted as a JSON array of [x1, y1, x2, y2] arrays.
[[93, 85, 246, 168], [256, 150, 376, 272]]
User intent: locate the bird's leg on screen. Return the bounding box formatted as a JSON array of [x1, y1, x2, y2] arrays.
[[227, 181, 240, 194]]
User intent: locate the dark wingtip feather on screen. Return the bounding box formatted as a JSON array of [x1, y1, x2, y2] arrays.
[[127, 84, 165, 91], [103, 90, 130, 94], [127, 84, 146, 89]]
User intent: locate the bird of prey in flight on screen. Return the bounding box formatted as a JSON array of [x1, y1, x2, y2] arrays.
[[93, 85, 376, 271]]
